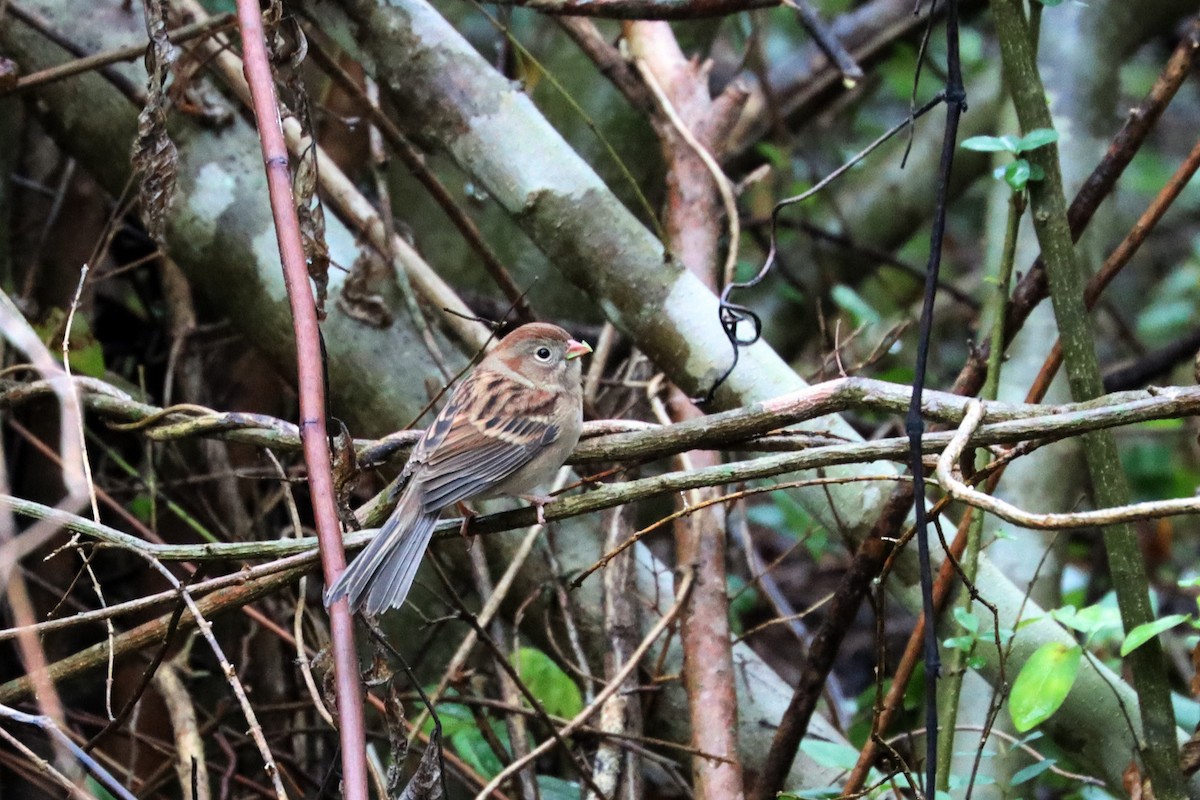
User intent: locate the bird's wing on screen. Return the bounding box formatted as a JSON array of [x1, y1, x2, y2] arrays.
[[410, 369, 562, 511]]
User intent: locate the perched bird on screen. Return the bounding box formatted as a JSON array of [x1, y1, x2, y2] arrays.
[[325, 323, 592, 615]]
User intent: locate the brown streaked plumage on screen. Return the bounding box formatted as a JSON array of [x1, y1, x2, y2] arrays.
[[325, 323, 591, 615]]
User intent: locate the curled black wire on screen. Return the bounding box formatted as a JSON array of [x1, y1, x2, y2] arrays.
[[698, 219, 779, 406], [700, 90, 947, 406]]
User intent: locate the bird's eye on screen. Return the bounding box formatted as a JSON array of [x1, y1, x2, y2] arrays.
[[534, 346, 552, 362]]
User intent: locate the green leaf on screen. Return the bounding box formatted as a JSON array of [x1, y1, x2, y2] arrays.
[[33, 308, 107, 378], [70, 340, 107, 378], [1035, 0, 1064, 5], [748, 491, 814, 539], [421, 699, 474, 738], [1004, 159, 1033, 192], [514, 647, 583, 718], [830, 283, 881, 327], [86, 777, 119, 800], [962, 135, 1015, 153], [451, 725, 506, 778], [1014, 128, 1059, 153], [781, 788, 841, 800], [1064, 603, 1122, 637], [1050, 602, 1122, 641], [1011, 758, 1056, 785], [756, 142, 791, 172], [536, 776, 582, 800], [799, 739, 861, 771], [421, 697, 510, 779], [1120, 614, 1191, 656], [953, 607, 981, 634], [1008, 642, 1081, 732], [128, 493, 154, 523], [943, 635, 975, 652]]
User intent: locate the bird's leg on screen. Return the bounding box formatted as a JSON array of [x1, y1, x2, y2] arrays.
[[519, 494, 555, 526], [455, 502, 478, 544]]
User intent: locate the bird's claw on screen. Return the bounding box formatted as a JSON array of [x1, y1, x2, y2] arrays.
[[456, 502, 478, 547], [520, 494, 554, 526]]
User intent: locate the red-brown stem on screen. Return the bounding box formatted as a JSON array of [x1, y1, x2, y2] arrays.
[[232, 3, 369, 799], [1025, 134, 1200, 403], [628, 20, 748, 798]]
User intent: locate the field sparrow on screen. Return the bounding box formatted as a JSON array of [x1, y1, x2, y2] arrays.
[[325, 323, 592, 615]]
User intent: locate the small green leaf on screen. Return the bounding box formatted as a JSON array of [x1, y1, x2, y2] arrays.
[[86, 778, 119, 800], [426, 698, 510, 779], [830, 284, 881, 326], [1009, 642, 1081, 732], [1053, 603, 1121, 637], [536, 776, 582, 800], [1036, 0, 1064, 6], [1120, 614, 1191, 656], [799, 739, 861, 771], [1049, 606, 1078, 629], [33, 309, 106, 378], [781, 788, 841, 800], [128, 494, 154, 523], [756, 142, 792, 172], [943, 635, 975, 652], [421, 699, 473, 738], [962, 135, 1012, 153], [953, 607, 980, 634], [514, 647, 583, 718], [1028, 163, 1046, 181], [1011, 758, 1056, 785], [1014, 128, 1059, 153], [1004, 159, 1032, 192], [451, 725, 506, 778]]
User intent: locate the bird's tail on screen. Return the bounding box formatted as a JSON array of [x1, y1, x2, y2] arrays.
[[324, 484, 440, 615]]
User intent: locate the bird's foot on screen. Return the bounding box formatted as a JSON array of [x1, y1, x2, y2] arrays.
[[456, 502, 478, 546], [520, 494, 555, 526]]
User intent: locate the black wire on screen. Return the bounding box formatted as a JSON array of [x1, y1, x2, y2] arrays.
[[698, 252, 770, 405], [907, 0, 966, 795], [702, 91, 948, 407], [702, 1, 966, 791]]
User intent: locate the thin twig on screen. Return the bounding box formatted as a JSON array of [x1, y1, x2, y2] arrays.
[[474, 569, 695, 800], [936, 401, 1200, 529], [129, 549, 287, 799]]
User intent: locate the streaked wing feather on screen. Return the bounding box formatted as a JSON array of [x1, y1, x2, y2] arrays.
[[413, 374, 561, 511]]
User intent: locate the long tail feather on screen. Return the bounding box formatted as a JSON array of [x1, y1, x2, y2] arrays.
[[324, 485, 440, 615]]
